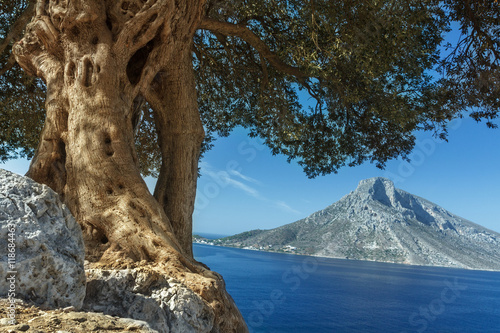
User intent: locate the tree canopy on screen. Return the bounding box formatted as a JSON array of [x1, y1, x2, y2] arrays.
[[1, 0, 499, 178]]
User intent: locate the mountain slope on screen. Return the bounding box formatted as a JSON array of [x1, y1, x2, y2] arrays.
[[216, 177, 500, 270]]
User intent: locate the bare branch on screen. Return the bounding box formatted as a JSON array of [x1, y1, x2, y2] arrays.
[[199, 18, 310, 83], [192, 44, 202, 62], [13, 14, 63, 80], [130, 46, 168, 104], [33, 16, 60, 49]]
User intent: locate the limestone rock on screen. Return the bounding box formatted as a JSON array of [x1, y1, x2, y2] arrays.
[[0, 169, 86, 309], [83, 268, 214, 333], [0, 298, 158, 332]]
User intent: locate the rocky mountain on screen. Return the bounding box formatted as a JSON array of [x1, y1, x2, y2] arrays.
[[213, 177, 500, 270]]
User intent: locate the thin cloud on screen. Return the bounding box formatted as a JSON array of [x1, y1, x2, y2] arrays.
[[201, 163, 262, 199], [198, 161, 212, 173], [199, 163, 299, 215], [226, 178, 261, 198], [228, 169, 262, 185], [274, 200, 301, 215]]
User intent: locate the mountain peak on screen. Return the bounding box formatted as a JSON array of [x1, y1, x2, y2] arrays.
[[355, 177, 397, 206], [357, 177, 395, 190]]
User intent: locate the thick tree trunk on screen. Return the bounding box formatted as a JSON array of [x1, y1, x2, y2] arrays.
[[14, 2, 183, 263], [13, 0, 249, 331], [63, 74, 183, 262], [146, 48, 204, 258], [13, 0, 187, 263]]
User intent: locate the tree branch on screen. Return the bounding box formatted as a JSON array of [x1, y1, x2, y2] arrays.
[[463, 0, 500, 61], [130, 45, 170, 104], [259, 52, 269, 90], [0, 53, 17, 77], [13, 15, 63, 80], [198, 18, 310, 83], [115, 0, 173, 58]]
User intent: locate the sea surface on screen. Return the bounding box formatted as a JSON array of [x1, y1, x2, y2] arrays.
[[193, 243, 500, 333]]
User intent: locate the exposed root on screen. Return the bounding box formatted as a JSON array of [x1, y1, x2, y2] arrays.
[[87, 257, 248, 333]]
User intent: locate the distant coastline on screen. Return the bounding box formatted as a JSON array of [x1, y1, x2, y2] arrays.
[[192, 236, 500, 272], [193, 232, 230, 240], [193, 234, 303, 255]]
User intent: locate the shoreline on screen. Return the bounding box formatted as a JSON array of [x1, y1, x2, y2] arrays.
[[193, 241, 500, 273]]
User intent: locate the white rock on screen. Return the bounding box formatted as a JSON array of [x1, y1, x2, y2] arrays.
[[0, 169, 86, 309], [0, 317, 13, 326], [84, 269, 214, 333]]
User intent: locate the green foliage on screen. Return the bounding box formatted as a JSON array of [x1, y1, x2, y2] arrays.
[[196, 0, 471, 178], [1, 0, 499, 177], [440, 0, 500, 128], [133, 103, 161, 178], [0, 64, 45, 162], [1, 0, 44, 162]]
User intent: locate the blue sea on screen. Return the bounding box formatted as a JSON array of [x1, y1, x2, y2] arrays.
[[193, 243, 500, 333]]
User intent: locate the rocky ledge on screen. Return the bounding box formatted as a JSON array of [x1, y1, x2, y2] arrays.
[[0, 298, 157, 333]]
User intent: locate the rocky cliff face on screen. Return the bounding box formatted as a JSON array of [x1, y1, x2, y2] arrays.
[[218, 177, 500, 270], [0, 169, 86, 309]]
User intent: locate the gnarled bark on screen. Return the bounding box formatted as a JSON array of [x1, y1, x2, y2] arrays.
[[25, 71, 68, 197], [13, 0, 193, 267], [146, 48, 205, 258], [13, 0, 248, 331]]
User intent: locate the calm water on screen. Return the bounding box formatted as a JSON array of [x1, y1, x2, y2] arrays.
[[193, 243, 500, 333]]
